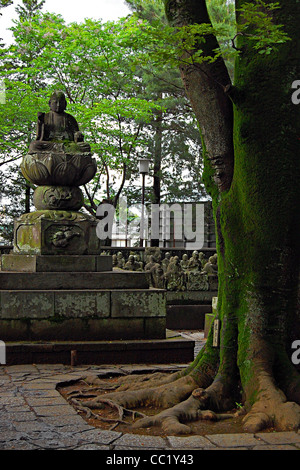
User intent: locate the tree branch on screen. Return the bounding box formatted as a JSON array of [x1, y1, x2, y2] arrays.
[[164, 0, 234, 193]]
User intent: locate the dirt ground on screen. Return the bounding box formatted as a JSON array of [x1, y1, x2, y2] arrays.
[[57, 374, 276, 437]]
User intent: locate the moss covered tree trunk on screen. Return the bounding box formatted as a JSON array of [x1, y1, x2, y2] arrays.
[[164, 0, 300, 432], [78, 0, 300, 435], [222, 0, 300, 430]]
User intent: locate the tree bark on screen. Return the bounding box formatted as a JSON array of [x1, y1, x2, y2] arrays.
[[151, 105, 163, 247], [164, 0, 234, 194]]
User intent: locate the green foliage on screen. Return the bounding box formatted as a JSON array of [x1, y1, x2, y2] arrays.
[[118, 1, 289, 78], [237, 0, 291, 54], [15, 0, 46, 20], [0, 4, 204, 240], [1, 0, 288, 243], [0, 0, 13, 11]]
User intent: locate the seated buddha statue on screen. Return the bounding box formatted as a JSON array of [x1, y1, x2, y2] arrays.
[[29, 91, 91, 154]]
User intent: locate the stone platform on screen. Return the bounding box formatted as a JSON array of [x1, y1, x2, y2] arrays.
[[0, 252, 195, 363], [1, 254, 112, 272], [0, 262, 195, 363], [0, 268, 167, 342], [166, 290, 217, 330], [4, 336, 195, 366]]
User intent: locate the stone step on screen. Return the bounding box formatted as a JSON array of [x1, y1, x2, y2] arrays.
[[5, 338, 195, 365], [0, 288, 166, 342], [166, 304, 212, 330], [0, 270, 149, 290]]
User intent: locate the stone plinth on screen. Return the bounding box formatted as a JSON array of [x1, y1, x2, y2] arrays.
[[166, 304, 213, 330], [5, 338, 195, 365], [1, 254, 112, 273], [13, 211, 100, 255], [0, 271, 149, 290], [165, 291, 217, 331], [0, 266, 167, 342], [0, 288, 166, 341]]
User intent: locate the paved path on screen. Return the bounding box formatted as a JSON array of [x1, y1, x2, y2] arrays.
[[0, 362, 300, 451]]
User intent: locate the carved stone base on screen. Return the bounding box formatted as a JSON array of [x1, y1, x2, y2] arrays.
[[1, 254, 112, 272], [33, 185, 84, 211], [13, 210, 100, 255]]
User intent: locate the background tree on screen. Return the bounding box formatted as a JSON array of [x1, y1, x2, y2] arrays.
[[124, 0, 205, 211], [0, 11, 164, 239], [0, 3, 207, 242], [77, 0, 300, 434], [0, 0, 47, 241]]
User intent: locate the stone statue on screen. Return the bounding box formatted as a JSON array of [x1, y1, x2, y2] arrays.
[[144, 255, 162, 287], [124, 255, 143, 271], [202, 254, 218, 275], [134, 253, 144, 270], [187, 250, 202, 271], [13, 91, 101, 256], [145, 255, 157, 272], [199, 251, 206, 268], [180, 253, 189, 271], [21, 91, 97, 190], [165, 256, 186, 291], [201, 254, 218, 290], [151, 263, 165, 289], [51, 227, 80, 248], [29, 91, 90, 154], [186, 270, 209, 291], [116, 251, 125, 269], [161, 252, 171, 273]]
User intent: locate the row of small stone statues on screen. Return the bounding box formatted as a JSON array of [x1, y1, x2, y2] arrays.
[[108, 248, 218, 291]]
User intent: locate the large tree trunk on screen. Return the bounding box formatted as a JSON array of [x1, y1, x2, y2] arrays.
[[151, 105, 163, 247], [165, 0, 300, 432], [222, 0, 300, 430], [77, 0, 300, 435]]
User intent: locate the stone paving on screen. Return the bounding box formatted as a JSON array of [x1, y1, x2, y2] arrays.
[[0, 362, 300, 451]]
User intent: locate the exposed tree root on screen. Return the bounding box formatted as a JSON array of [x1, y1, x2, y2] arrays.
[[70, 398, 128, 429], [132, 392, 234, 435], [66, 330, 300, 436], [243, 371, 300, 433], [68, 363, 300, 435], [69, 382, 235, 435], [69, 396, 147, 431], [82, 371, 181, 393], [82, 375, 198, 410]]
